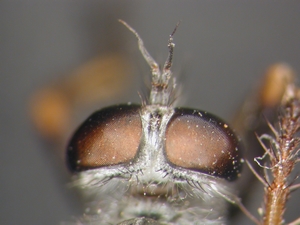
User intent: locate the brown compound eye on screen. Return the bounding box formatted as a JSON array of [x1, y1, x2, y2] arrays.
[[165, 108, 242, 181], [67, 104, 142, 172]]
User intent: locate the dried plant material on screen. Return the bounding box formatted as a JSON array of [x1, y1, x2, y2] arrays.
[[258, 82, 300, 225], [240, 66, 300, 225]]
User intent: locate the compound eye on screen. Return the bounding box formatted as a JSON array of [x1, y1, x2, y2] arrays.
[[165, 108, 242, 181], [67, 104, 142, 172]]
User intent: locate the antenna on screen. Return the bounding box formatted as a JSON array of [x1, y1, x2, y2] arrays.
[[119, 20, 179, 106]]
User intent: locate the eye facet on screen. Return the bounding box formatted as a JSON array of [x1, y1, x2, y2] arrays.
[[165, 108, 242, 180], [67, 104, 142, 172]]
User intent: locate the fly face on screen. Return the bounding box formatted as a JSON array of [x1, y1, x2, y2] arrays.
[[66, 21, 243, 225]]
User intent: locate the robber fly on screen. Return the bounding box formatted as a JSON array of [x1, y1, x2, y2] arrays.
[[65, 20, 244, 225]]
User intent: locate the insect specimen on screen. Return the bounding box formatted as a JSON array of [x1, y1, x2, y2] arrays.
[[65, 20, 244, 225]]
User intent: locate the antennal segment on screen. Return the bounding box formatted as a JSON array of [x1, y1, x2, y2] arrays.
[[163, 22, 179, 72], [119, 20, 179, 106], [119, 20, 159, 73]]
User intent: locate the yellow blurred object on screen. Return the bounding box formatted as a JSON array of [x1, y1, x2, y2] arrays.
[[30, 53, 133, 143], [64, 54, 132, 106], [30, 88, 70, 140], [259, 63, 295, 108]]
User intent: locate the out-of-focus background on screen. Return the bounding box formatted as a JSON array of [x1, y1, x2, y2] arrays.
[[1, 2, 300, 225]]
